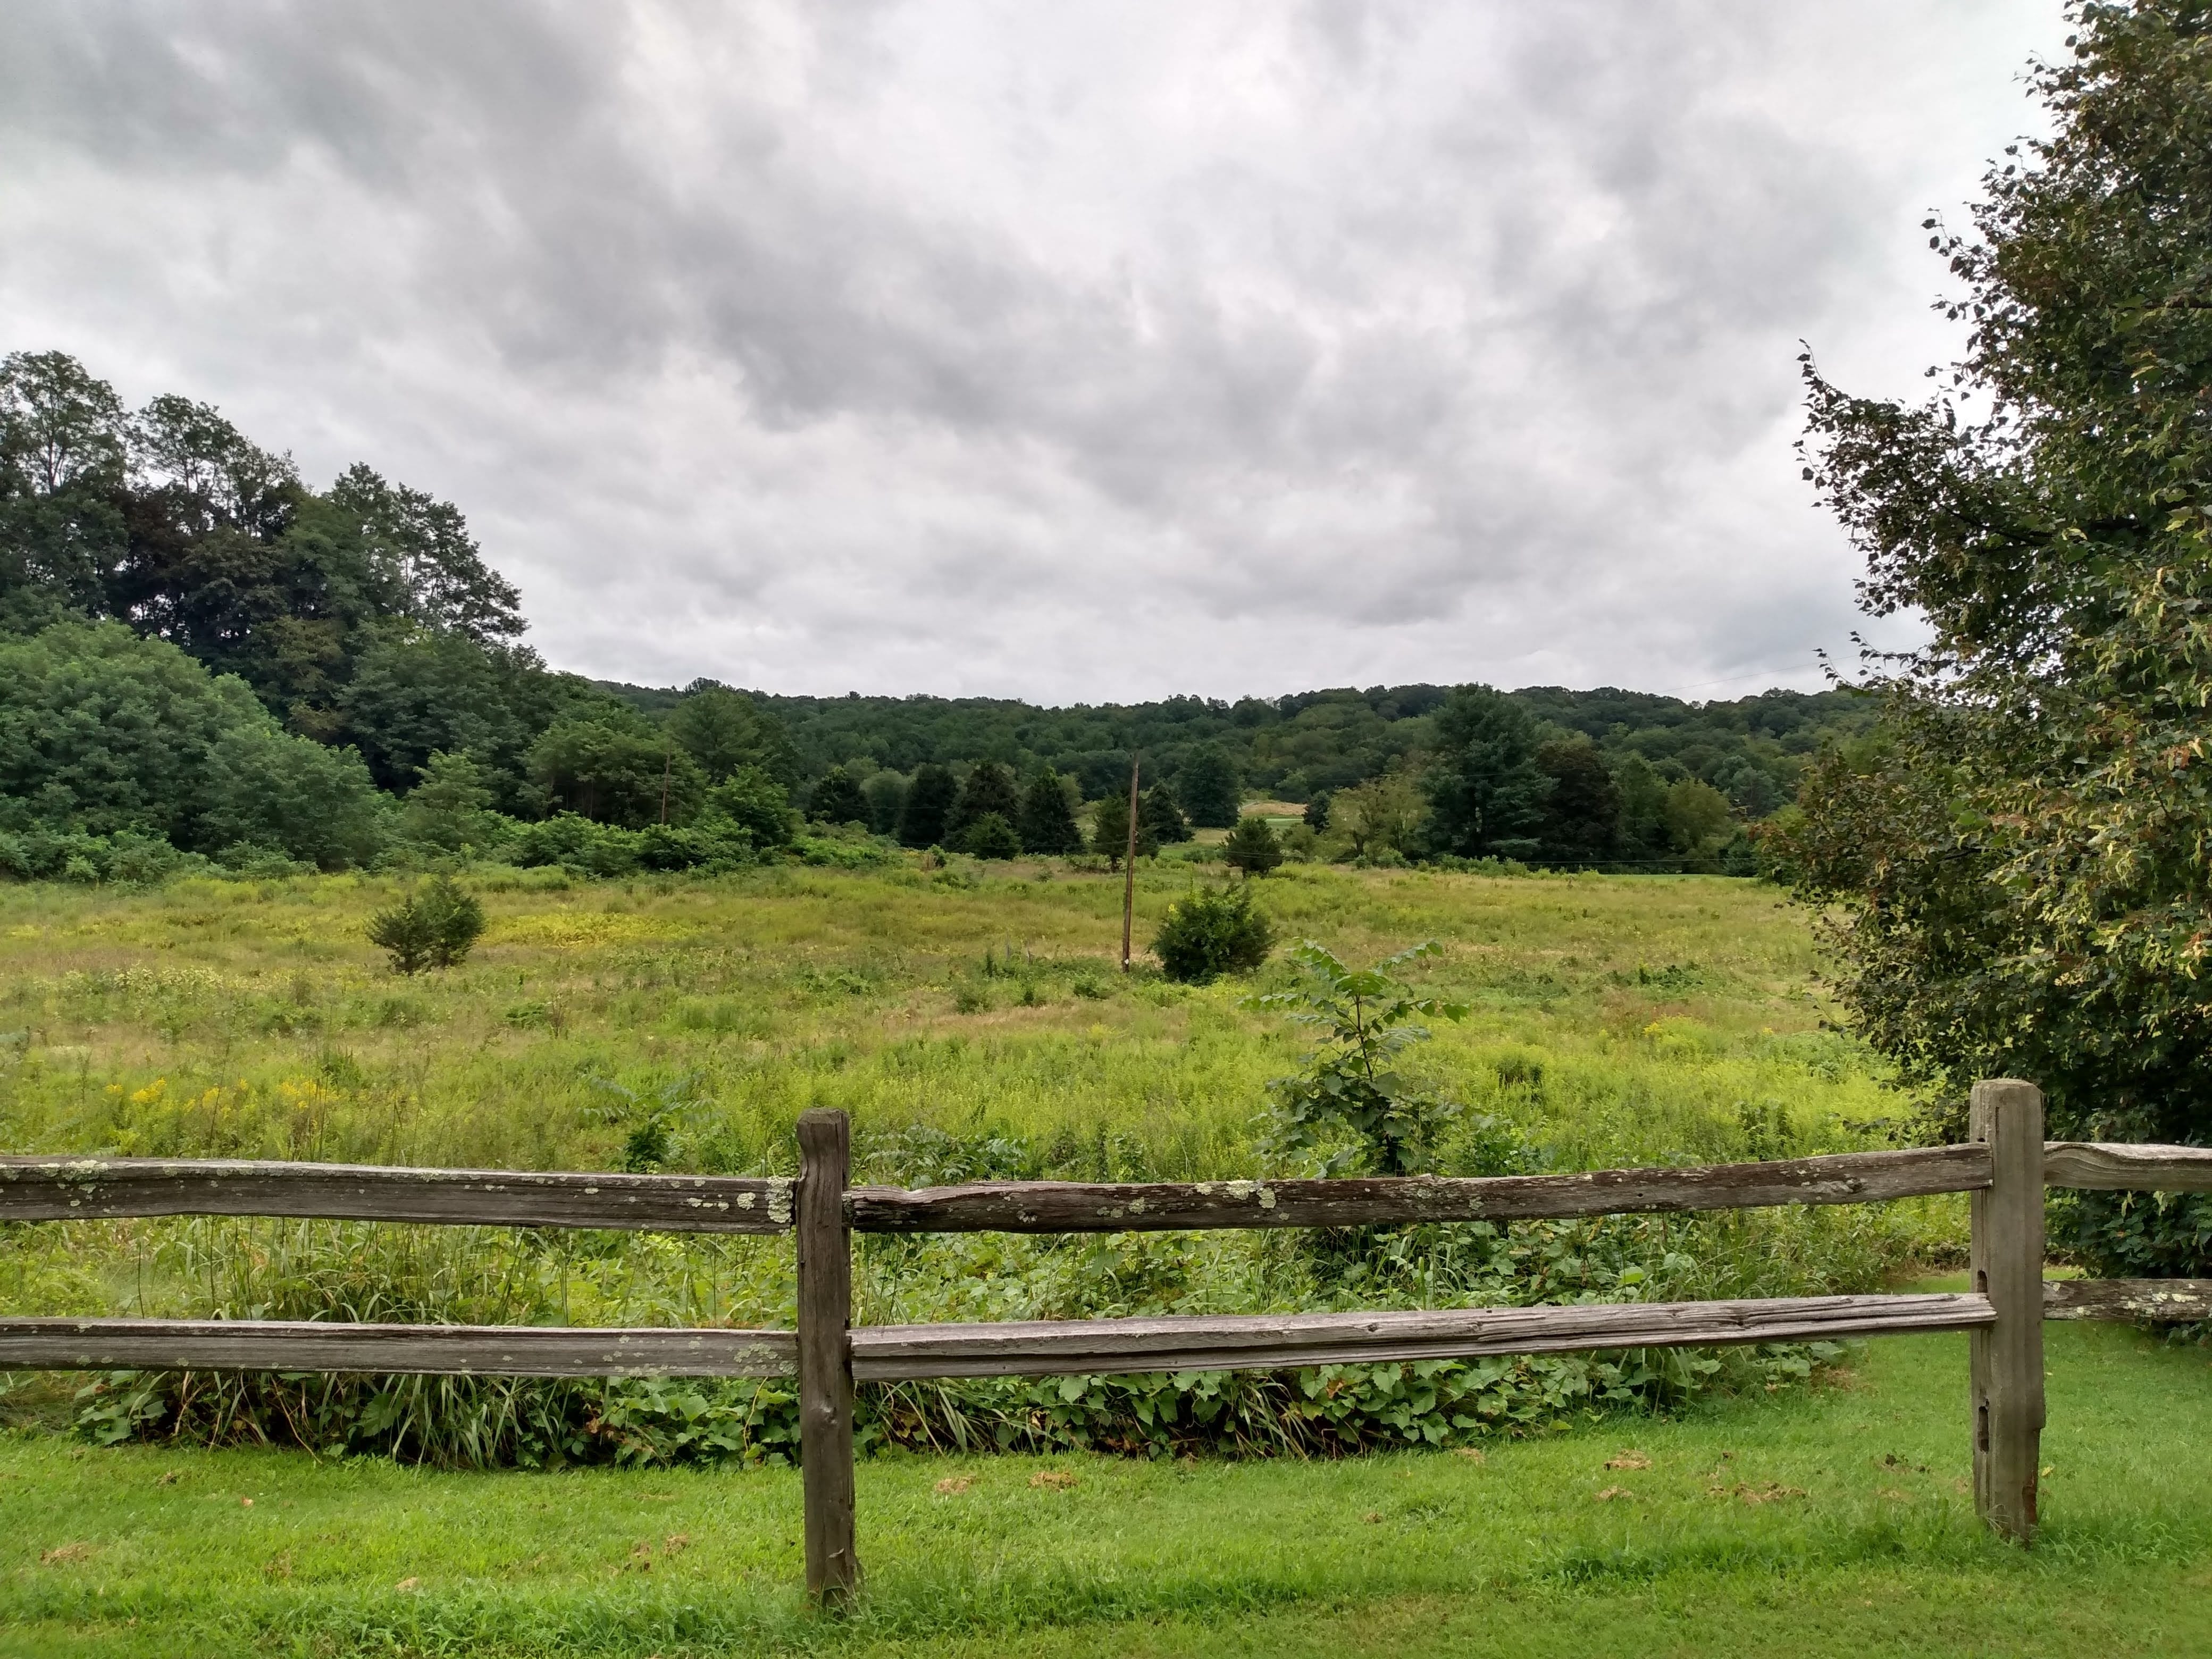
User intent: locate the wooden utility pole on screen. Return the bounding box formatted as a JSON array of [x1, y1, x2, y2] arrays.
[[1969, 1077, 2045, 1544], [795, 1109, 860, 1599], [1121, 755, 1139, 971], [658, 744, 672, 826]]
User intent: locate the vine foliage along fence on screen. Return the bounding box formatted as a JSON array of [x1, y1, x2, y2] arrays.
[[6, 1079, 2212, 1598]]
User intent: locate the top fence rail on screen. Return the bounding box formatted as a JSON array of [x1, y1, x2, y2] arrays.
[[4, 1141, 2209, 1234]]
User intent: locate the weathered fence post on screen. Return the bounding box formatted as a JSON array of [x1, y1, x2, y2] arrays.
[[796, 1108, 860, 1599], [1969, 1077, 2045, 1544]]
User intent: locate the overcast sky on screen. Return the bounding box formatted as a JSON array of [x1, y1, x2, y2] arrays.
[[1, 2, 2067, 703]]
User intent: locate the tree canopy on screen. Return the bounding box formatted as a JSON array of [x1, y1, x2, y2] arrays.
[[1423, 686, 1548, 859], [1779, 2, 2212, 1267]]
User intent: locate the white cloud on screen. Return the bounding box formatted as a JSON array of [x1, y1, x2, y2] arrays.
[[0, 0, 2067, 700]]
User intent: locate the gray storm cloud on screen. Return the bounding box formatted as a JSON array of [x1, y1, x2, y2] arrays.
[[0, 1, 2065, 700]]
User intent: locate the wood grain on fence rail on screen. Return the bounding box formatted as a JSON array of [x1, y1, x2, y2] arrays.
[[2044, 1278, 2212, 1320], [846, 1145, 1992, 1234], [0, 1158, 795, 1233], [2043, 1142, 2212, 1192], [846, 1292, 1995, 1380], [0, 1319, 796, 1376]]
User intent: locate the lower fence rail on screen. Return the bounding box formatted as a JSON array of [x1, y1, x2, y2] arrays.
[[12, 1285, 2200, 1388], [0, 1320, 797, 1377]]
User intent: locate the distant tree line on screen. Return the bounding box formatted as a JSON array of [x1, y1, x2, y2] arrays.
[[1, 347, 1861, 879]]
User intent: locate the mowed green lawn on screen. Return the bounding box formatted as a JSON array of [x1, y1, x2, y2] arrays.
[[5, 1306, 2211, 1657]]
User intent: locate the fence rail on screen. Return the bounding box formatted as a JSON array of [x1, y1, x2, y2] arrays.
[[0, 1158, 793, 1233], [846, 1144, 1992, 1231], [5, 1086, 2212, 1596], [0, 1319, 795, 1377]]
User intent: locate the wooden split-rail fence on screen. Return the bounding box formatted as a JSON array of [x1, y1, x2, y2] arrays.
[[5, 1078, 2212, 1597]]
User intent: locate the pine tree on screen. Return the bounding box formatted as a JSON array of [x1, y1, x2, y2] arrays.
[[1534, 737, 1621, 864], [948, 759, 1020, 841], [1141, 783, 1191, 844], [1222, 814, 1282, 877], [898, 763, 958, 848], [1177, 744, 1241, 828], [1089, 789, 1157, 869], [807, 765, 868, 827], [861, 771, 906, 835], [965, 811, 1021, 859], [1017, 767, 1084, 854]]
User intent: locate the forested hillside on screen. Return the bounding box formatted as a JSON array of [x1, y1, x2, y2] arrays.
[[1, 346, 1864, 877], [598, 680, 1863, 819]]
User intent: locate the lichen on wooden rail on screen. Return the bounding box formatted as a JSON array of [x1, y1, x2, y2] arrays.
[[2043, 1142, 2212, 1193], [0, 1318, 798, 1377], [846, 1144, 1993, 1234], [847, 1292, 1997, 1380], [0, 1157, 795, 1233], [2044, 1278, 2212, 1321]]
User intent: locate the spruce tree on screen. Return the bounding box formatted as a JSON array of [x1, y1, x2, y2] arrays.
[[1089, 789, 1157, 868], [806, 764, 868, 827], [861, 771, 906, 835], [1534, 737, 1622, 864], [898, 763, 957, 848], [1017, 767, 1084, 854], [1222, 814, 1282, 877], [1141, 783, 1191, 844], [947, 759, 1020, 840], [965, 811, 1021, 859]]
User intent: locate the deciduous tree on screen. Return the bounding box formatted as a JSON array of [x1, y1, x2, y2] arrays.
[[1423, 685, 1547, 858], [1779, 2, 2212, 1271], [1177, 743, 1241, 828]]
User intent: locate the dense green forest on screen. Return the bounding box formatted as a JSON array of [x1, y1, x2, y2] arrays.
[[603, 680, 1861, 819], [0, 347, 1865, 878]]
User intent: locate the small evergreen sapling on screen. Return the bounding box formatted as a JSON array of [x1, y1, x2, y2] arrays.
[[1088, 789, 1157, 868], [1150, 883, 1274, 983], [367, 875, 485, 974], [1222, 814, 1282, 876], [964, 811, 1021, 859]]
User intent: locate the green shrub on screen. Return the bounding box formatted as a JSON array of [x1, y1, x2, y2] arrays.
[[963, 811, 1021, 859], [367, 875, 485, 974], [1150, 884, 1275, 983]]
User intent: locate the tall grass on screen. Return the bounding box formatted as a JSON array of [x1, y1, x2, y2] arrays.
[[0, 860, 1957, 1463]]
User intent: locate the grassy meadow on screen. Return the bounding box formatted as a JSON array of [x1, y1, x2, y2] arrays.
[[0, 858, 1901, 1176], [0, 859, 1946, 1341], [18, 858, 2202, 1654]]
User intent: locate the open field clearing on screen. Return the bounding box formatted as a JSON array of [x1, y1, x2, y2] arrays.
[[0, 862, 1900, 1178], [9, 864, 2172, 1654], [5, 1311, 2212, 1657]]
